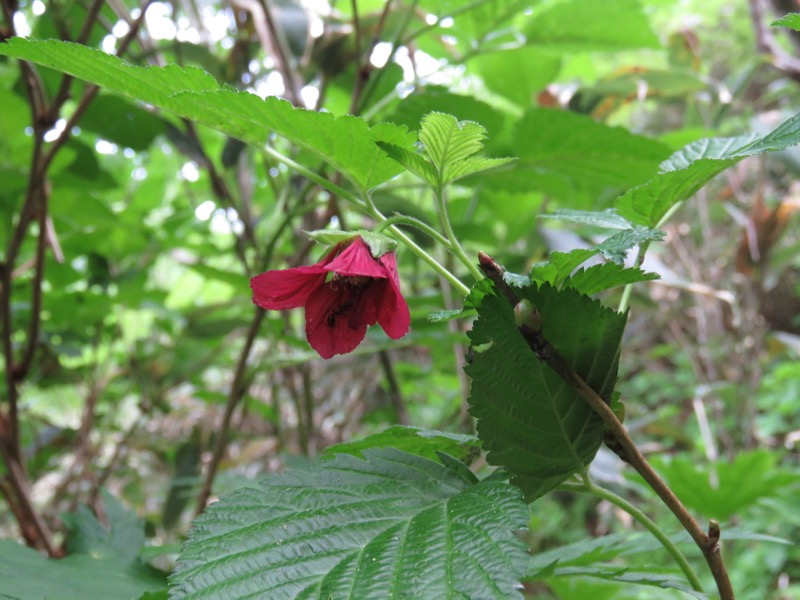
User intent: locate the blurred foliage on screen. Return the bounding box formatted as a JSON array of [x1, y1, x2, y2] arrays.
[[0, 0, 800, 598]]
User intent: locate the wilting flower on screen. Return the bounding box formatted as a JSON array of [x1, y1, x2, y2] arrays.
[[250, 236, 410, 359]]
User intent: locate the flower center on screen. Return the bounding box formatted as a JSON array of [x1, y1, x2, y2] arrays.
[[330, 273, 372, 288], [325, 275, 373, 328]]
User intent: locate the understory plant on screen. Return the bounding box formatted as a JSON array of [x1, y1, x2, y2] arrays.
[[2, 1, 800, 599]]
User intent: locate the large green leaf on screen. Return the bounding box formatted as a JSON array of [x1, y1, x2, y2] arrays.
[[525, 0, 661, 51], [478, 109, 672, 198], [170, 448, 529, 600], [615, 112, 800, 226], [469, 47, 562, 108], [0, 38, 412, 193], [465, 283, 627, 500], [0, 492, 165, 600]]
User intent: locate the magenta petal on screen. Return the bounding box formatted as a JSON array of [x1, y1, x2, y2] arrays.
[[377, 252, 410, 339], [324, 238, 387, 278], [304, 283, 367, 359], [250, 265, 326, 310]]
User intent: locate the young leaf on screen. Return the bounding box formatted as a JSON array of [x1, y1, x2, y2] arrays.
[[376, 142, 439, 186], [564, 264, 659, 296], [0, 38, 412, 193], [530, 249, 599, 288], [615, 112, 800, 226], [465, 283, 627, 501], [170, 448, 529, 600], [417, 112, 515, 186]]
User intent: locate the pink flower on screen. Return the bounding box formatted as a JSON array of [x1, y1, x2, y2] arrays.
[[250, 237, 410, 359]]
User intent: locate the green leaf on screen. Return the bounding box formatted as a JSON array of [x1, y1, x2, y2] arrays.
[[418, 112, 515, 186], [530, 249, 599, 288], [322, 426, 480, 462], [525, 532, 711, 598], [525, 0, 661, 51], [648, 450, 798, 522], [596, 227, 665, 264], [0, 38, 412, 192], [170, 448, 529, 600], [481, 109, 672, 198], [616, 112, 800, 226], [376, 142, 439, 186], [771, 13, 800, 31], [565, 264, 659, 296], [541, 209, 633, 230], [80, 94, 166, 151], [0, 492, 165, 600], [465, 283, 627, 500], [388, 87, 505, 138], [63, 489, 146, 562], [469, 47, 562, 108]]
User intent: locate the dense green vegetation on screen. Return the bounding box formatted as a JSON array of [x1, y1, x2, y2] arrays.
[[1, 0, 799, 598]]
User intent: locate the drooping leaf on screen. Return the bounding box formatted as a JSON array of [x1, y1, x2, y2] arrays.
[[596, 227, 665, 264], [465, 283, 627, 500], [322, 425, 480, 463], [0, 38, 413, 192], [170, 448, 529, 600], [525, 0, 661, 51], [615, 112, 800, 226], [541, 209, 633, 230]]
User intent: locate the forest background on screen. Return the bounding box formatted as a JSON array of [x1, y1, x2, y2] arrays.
[[1, 0, 800, 598]]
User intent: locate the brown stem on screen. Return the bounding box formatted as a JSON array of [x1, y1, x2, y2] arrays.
[[195, 307, 266, 515], [350, 0, 394, 114], [477, 252, 735, 600], [378, 350, 409, 425], [749, 0, 800, 82], [0, 0, 154, 554]]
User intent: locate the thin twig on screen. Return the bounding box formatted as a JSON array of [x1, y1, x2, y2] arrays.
[[477, 252, 735, 600], [749, 0, 800, 81], [195, 307, 266, 515]]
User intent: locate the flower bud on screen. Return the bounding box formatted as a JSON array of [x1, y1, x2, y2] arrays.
[[514, 299, 542, 333]]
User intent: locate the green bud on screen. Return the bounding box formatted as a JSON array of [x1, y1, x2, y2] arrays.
[[514, 299, 542, 333]]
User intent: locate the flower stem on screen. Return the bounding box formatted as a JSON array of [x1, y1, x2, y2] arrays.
[[559, 479, 705, 593], [434, 184, 484, 281], [261, 145, 471, 296], [368, 200, 470, 295], [374, 214, 452, 248]]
